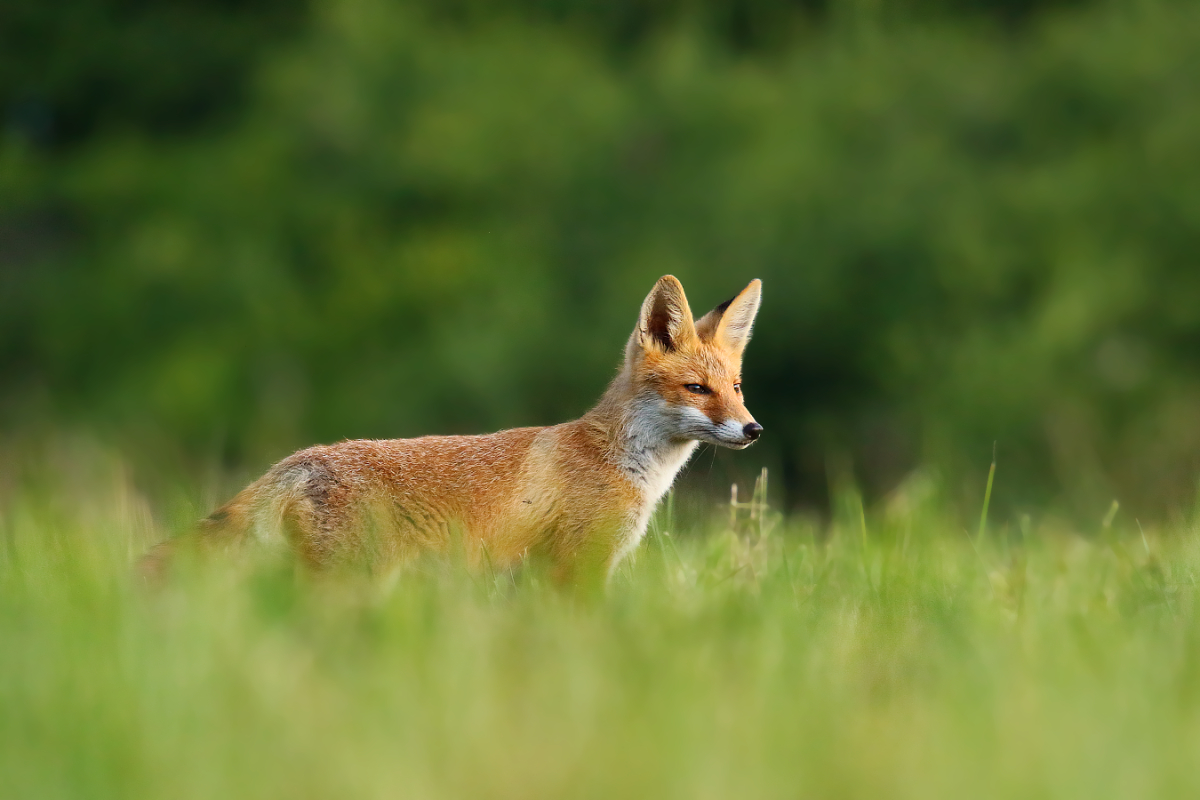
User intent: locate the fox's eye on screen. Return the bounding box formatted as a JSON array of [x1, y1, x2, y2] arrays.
[[734, 383, 742, 394], [684, 384, 711, 395]]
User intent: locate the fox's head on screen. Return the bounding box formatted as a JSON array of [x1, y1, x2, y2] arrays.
[[624, 275, 763, 450]]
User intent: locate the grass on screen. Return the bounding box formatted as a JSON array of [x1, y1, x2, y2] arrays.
[[3, 452, 1200, 799]]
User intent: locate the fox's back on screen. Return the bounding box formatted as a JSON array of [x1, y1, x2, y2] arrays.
[[283, 427, 545, 511], [262, 428, 542, 559]]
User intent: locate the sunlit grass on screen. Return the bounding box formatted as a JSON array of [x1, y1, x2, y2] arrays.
[[3, 451, 1200, 799]]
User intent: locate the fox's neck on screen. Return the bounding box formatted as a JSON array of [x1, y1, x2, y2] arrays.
[[619, 404, 698, 503], [584, 377, 699, 505]]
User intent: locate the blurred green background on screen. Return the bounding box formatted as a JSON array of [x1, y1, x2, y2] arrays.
[[3, 0, 1200, 520]]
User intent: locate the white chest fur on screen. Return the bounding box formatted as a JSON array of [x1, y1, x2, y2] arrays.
[[618, 397, 700, 500]]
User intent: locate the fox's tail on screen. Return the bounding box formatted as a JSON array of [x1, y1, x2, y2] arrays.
[[137, 481, 264, 584], [137, 461, 329, 584]]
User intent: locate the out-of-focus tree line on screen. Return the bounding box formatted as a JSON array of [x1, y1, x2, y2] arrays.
[[3, 0, 1200, 518]]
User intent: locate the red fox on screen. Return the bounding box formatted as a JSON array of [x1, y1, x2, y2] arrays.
[[143, 275, 762, 587]]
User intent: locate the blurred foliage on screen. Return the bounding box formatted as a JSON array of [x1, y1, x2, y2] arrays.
[[4, 0, 1200, 518], [0, 0, 303, 143]]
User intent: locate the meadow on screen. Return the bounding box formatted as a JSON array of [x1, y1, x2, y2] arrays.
[[4, 448, 1199, 799], [7, 1, 1200, 796]]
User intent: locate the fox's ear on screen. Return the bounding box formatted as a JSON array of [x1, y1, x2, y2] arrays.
[[635, 275, 697, 353], [695, 279, 762, 354]]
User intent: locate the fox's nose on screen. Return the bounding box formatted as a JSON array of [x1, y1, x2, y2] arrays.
[[743, 422, 764, 441]]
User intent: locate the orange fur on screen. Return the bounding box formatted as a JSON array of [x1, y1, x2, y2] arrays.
[[142, 276, 763, 587]]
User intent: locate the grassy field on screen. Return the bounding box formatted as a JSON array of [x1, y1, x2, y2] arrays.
[[3, 452, 1200, 799]]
